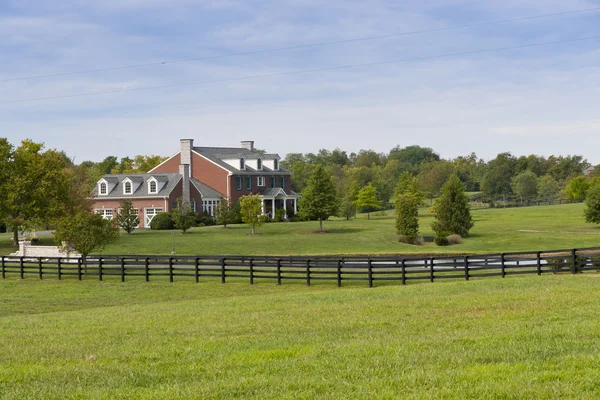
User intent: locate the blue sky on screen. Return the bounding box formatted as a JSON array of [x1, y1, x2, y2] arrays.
[[1, 0, 599, 163]]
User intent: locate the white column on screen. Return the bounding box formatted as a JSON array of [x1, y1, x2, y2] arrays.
[[261, 199, 266, 215], [294, 198, 298, 213], [283, 198, 287, 213]]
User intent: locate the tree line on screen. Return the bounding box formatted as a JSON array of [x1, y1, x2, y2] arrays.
[[282, 146, 593, 207]]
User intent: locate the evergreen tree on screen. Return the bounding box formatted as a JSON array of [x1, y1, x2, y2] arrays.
[[299, 165, 338, 232], [431, 175, 474, 237], [117, 199, 139, 235]]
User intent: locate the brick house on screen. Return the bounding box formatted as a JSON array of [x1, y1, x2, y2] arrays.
[[91, 139, 298, 228]]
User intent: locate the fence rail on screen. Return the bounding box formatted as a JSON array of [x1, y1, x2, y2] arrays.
[[2, 247, 600, 287]]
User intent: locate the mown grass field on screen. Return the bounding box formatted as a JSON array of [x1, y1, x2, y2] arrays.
[[1, 275, 599, 399], [2, 203, 598, 256]]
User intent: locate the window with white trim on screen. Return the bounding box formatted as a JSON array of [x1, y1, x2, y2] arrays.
[[124, 181, 132, 194], [202, 200, 219, 216], [236, 176, 242, 190], [257, 158, 262, 170], [246, 176, 252, 190], [99, 182, 107, 195], [149, 180, 157, 194], [240, 158, 245, 170], [96, 209, 114, 220], [274, 159, 279, 170], [192, 200, 198, 213], [257, 176, 265, 187]]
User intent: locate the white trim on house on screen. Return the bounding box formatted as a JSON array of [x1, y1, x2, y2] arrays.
[[148, 177, 159, 194], [98, 178, 116, 196], [144, 207, 163, 227], [123, 178, 133, 195], [257, 176, 265, 187]]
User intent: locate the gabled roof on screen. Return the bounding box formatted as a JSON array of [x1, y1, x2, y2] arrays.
[[194, 146, 289, 175], [92, 173, 181, 198], [190, 178, 222, 199]]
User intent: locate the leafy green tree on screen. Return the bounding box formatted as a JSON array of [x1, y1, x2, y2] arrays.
[[171, 198, 197, 234], [299, 165, 339, 232], [511, 171, 538, 204], [537, 176, 561, 202], [117, 199, 139, 235], [584, 183, 600, 224], [214, 197, 237, 228], [54, 212, 120, 266], [240, 194, 266, 234], [388, 145, 440, 168], [354, 184, 381, 220], [0, 140, 72, 246], [133, 155, 169, 172], [431, 175, 474, 237], [481, 153, 516, 199], [565, 176, 590, 200], [417, 160, 455, 204]]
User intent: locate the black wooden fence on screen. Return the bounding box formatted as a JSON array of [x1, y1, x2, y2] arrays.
[[2, 247, 600, 287]]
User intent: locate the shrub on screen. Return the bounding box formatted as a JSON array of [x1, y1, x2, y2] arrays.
[[447, 234, 462, 245], [195, 211, 215, 227], [398, 235, 424, 245], [274, 209, 286, 222], [434, 231, 451, 246], [150, 212, 174, 230]]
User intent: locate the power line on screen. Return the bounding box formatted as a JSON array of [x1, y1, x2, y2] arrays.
[[1, 35, 598, 105], [1, 6, 599, 83]]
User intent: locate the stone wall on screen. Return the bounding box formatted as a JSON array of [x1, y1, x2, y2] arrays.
[[10, 241, 81, 259]]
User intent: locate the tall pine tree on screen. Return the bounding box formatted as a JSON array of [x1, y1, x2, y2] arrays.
[[431, 175, 474, 237]]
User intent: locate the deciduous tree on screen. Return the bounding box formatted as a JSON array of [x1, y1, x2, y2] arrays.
[[117, 199, 139, 235], [171, 198, 197, 234], [511, 171, 538, 204], [240, 194, 266, 234], [214, 197, 238, 228], [354, 184, 381, 220], [584, 183, 600, 224]]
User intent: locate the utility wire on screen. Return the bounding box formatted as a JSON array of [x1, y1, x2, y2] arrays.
[[1, 35, 598, 105], [1, 6, 599, 83]]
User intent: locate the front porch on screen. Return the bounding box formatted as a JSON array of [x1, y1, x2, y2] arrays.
[[259, 188, 299, 219]]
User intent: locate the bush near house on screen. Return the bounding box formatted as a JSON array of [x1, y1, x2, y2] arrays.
[[150, 212, 175, 230]]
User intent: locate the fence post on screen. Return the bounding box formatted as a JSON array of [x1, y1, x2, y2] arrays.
[[536, 252, 542, 275], [20, 256, 24, 279], [368, 259, 373, 288], [401, 259, 406, 285], [169, 257, 174, 283], [120, 257, 125, 282], [464, 256, 469, 281], [57, 257, 62, 280], [306, 260, 310, 287], [38, 257, 43, 280], [429, 257, 434, 283], [77, 258, 82, 281], [250, 258, 254, 285], [98, 257, 103, 281], [337, 259, 342, 287], [221, 258, 226, 284], [145, 257, 150, 282], [501, 253, 505, 278], [195, 257, 200, 283], [277, 259, 282, 285], [571, 249, 577, 274], [1, 256, 4, 279]]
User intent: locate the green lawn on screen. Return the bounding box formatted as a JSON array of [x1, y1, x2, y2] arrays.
[[1, 275, 599, 399], [2, 203, 599, 256]]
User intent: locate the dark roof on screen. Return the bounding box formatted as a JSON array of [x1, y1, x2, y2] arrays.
[[194, 147, 290, 175], [92, 173, 181, 199], [190, 178, 222, 199], [257, 188, 300, 197]]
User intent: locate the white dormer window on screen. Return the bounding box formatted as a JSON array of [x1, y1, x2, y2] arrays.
[[240, 157, 246, 170], [274, 159, 279, 170], [148, 177, 158, 194], [257, 158, 263, 170], [124, 181, 132, 195], [99, 182, 107, 195]]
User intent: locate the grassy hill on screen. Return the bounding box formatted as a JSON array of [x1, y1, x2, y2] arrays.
[[2, 203, 599, 256], [1, 275, 599, 399]]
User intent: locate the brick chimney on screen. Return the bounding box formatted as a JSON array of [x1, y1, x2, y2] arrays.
[[179, 139, 193, 204], [241, 141, 254, 152]]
